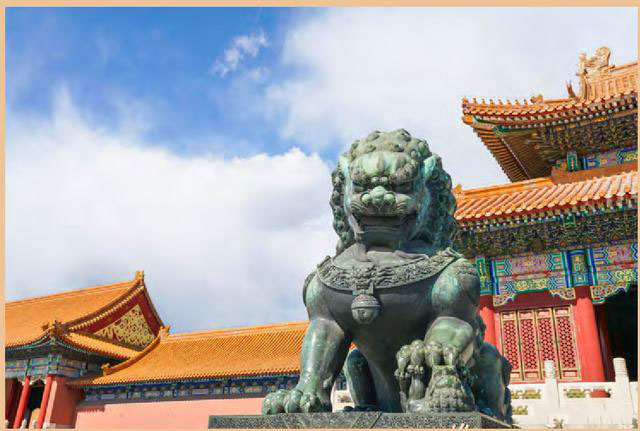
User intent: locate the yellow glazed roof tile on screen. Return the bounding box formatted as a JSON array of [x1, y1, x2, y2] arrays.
[[71, 322, 308, 386], [5, 279, 138, 347], [61, 332, 141, 360], [455, 171, 637, 222]]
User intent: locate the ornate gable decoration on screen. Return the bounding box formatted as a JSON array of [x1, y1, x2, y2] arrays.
[[94, 304, 155, 348]]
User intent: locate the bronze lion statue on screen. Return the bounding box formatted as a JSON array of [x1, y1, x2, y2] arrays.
[[262, 130, 512, 424]]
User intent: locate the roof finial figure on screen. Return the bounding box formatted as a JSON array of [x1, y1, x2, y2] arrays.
[[578, 46, 611, 76], [577, 46, 613, 99], [159, 326, 171, 339], [566, 81, 577, 99]]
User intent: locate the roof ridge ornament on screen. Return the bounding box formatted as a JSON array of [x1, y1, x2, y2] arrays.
[[577, 46, 613, 99], [530, 94, 543, 104], [101, 363, 114, 375], [41, 319, 69, 336], [566, 81, 577, 99], [159, 326, 171, 339], [578, 46, 612, 76]]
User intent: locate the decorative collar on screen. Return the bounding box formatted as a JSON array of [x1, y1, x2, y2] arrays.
[[316, 248, 460, 293]]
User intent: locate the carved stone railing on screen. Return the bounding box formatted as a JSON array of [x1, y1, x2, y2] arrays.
[[331, 357, 638, 428], [508, 358, 637, 428]]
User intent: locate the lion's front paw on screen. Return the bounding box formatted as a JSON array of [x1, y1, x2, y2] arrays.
[[425, 365, 475, 413], [424, 316, 475, 368], [394, 339, 430, 412], [261, 386, 332, 415]]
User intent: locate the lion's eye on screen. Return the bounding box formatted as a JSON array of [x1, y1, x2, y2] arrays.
[[353, 184, 364, 193]]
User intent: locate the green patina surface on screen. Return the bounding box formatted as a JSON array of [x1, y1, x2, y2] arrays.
[[261, 130, 513, 425]]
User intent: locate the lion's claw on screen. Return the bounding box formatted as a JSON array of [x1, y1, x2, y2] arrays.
[[424, 317, 475, 368], [300, 392, 322, 412], [284, 389, 303, 413], [262, 389, 288, 415], [425, 340, 461, 367], [262, 387, 331, 415]]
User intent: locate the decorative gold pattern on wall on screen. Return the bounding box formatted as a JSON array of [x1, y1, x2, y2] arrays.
[[95, 304, 155, 347]]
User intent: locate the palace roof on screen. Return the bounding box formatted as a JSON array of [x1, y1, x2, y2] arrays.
[[70, 322, 308, 386], [5, 272, 164, 360], [462, 47, 638, 182], [462, 61, 637, 120], [454, 169, 637, 227]]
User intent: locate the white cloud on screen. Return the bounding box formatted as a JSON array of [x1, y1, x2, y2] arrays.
[[244, 66, 270, 83], [6, 87, 336, 332], [211, 32, 268, 77], [266, 8, 637, 188]]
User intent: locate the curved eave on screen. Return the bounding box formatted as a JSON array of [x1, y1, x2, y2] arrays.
[[6, 333, 136, 361], [468, 123, 530, 182], [68, 329, 166, 387], [60, 332, 141, 360], [456, 197, 636, 227], [69, 367, 302, 388], [455, 171, 638, 226], [6, 276, 141, 348], [462, 92, 636, 127], [68, 322, 309, 388]]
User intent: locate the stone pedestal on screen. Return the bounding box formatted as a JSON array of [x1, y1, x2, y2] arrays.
[[208, 412, 514, 429]]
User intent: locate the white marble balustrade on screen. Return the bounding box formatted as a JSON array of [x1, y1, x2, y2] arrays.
[[330, 357, 638, 429]]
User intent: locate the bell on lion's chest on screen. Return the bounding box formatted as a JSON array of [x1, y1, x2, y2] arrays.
[[351, 293, 381, 325]]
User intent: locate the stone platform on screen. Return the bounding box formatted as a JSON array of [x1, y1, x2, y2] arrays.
[[208, 412, 513, 428]]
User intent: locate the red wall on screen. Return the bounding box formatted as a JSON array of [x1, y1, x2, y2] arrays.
[[74, 396, 264, 429], [44, 377, 84, 428]]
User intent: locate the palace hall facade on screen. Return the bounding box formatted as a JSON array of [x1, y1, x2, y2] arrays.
[[5, 47, 637, 428]]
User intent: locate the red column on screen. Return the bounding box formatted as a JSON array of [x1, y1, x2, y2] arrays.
[[36, 375, 54, 429], [7, 380, 22, 427], [5, 379, 18, 421], [574, 286, 606, 382], [595, 304, 614, 381], [13, 376, 31, 429], [478, 295, 497, 346]]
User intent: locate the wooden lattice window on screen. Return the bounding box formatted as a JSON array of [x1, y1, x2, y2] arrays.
[[499, 306, 580, 382]]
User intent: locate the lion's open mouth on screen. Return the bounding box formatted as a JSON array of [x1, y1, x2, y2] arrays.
[[359, 215, 408, 230], [356, 212, 417, 234]]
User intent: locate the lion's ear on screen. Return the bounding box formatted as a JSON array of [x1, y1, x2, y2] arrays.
[[423, 155, 437, 181]]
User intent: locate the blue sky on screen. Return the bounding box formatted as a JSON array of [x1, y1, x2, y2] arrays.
[[8, 8, 305, 156], [6, 8, 637, 333]]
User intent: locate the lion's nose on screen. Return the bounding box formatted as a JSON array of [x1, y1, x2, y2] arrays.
[[370, 186, 386, 207], [369, 186, 395, 208]]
